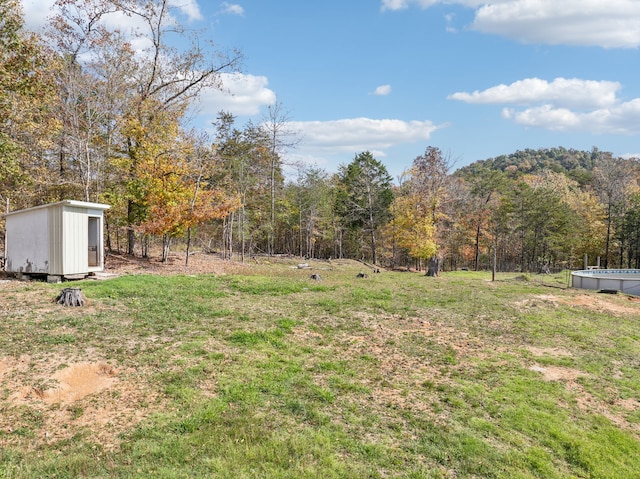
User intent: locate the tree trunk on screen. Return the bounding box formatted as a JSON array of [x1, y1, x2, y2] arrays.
[[142, 235, 150, 258], [426, 256, 441, 277], [84, 140, 91, 202], [161, 235, 171, 263], [604, 202, 612, 268], [270, 156, 276, 257], [370, 227, 377, 265], [474, 224, 481, 271], [106, 220, 112, 252], [127, 199, 136, 255], [185, 227, 192, 266], [240, 204, 245, 264], [492, 243, 496, 282], [229, 211, 234, 260], [366, 183, 377, 265], [299, 198, 303, 258]]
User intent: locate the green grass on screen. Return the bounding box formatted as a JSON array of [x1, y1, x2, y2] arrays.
[[1, 263, 640, 478]]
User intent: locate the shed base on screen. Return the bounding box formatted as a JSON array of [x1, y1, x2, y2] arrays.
[[64, 273, 88, 280]]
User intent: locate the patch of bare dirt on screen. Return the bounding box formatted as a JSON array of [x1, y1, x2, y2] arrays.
[[11, 362, 118, 405], [529, 364, 584, 381], [332, 311, 484, 420], [562, 293, 640, 314], [0, 357, 159, 451], [323, 307, 640, 436], [526, 346, 573, 357], [103, 250, 251, 276], [528, 363, 640, 433], [565, 380, 640, 432], [516, 293, 640, 315]]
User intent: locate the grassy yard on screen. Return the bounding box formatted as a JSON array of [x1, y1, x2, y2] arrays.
[[1, 259, 640, 478]]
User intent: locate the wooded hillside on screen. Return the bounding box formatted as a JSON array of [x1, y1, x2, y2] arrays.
[[456, 146, 598, 186], [1, 0, 639, 273]]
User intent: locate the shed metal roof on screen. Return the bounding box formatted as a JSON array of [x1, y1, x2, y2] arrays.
[[3, 200, 111, 217]]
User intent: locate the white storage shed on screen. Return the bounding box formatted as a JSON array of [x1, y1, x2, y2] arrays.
[[4, 200, 110, 280]]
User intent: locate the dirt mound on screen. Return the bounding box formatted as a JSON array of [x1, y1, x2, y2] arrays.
[[516, 293, 640, 315], [1, 358, 155, 450], [11, 362, 118, 405]]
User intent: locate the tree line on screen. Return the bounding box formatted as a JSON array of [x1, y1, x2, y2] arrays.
[[2, 0, 639, 273]]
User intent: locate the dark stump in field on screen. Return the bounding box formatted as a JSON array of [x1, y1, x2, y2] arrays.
[[426, 256, 441, 277], [56, 288, 85, 307]]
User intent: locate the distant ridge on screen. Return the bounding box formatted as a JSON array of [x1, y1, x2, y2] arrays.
[[455, 146, 608, 186]]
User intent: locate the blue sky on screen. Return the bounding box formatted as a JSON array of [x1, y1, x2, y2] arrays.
[[21, 0, 640, 179]]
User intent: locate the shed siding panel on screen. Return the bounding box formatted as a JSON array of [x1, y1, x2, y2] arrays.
[[62, 207, 88, 275], [48, 204, 64, 274], [5, 209, 50, 273]]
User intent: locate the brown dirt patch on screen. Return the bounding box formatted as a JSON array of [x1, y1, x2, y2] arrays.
[[103, 251, 255, 276], [565, 380, 640, 432], [11, 362, 118, 405], [529, 364, 584, 381], [526, 346, 573, 358], [528, 363, 640, 433], [563, 293, 640, 314], [335, 311, 482, 420], [1, 357, 158, 451], [516, 293, 640, 315]]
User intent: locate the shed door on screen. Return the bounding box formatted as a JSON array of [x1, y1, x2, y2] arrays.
[[88, 216, 99, 267]]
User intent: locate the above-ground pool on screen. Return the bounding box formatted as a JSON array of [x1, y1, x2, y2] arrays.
[[571, 269, 640, 296]]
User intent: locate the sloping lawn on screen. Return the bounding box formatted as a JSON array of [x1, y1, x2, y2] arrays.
[[1, 261, 639, 478]]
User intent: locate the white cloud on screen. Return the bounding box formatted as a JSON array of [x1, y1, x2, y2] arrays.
[[449, 78, 621, 110], [288, 118, 444, 154], [194, 73, 276, 118], [169, 0, 203, 22], [381, 0, 498, 11], [20, 0, 145, 42], [20, 0, 56, 31], [282, 117, 446, 175], [21, 0, 203, 34], [381, 0, 640, 48], [380, 0, 408, 11], [503, 99, 640, 135], [373, 85, 392, 96], [444, 13, 458, 33], [472, 0, 640, 48], [452, 77, 640, 135], [380, 0, 441, 11], [221, 2, 245, 16]]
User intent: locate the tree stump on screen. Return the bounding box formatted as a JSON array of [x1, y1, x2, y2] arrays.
[[55, 288, 85, 307], [426, 256, 441, 277]]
